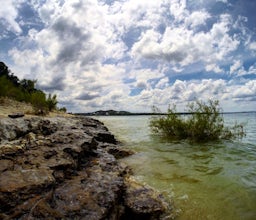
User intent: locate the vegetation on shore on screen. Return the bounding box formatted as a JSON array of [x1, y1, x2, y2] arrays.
[[0, 61, 65, 114], [150, 99, 245, 143]]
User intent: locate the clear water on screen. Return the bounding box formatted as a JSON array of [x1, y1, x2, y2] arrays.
[[94, 113, 256, 220]]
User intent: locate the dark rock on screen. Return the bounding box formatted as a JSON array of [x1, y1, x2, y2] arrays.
[[95, 131, 117, 144], [37, 119, 58, 135], [8, 113, 24, 118], [43, 149, 57, 159]]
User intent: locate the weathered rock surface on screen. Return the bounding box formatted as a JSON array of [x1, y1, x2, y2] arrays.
[[0, 116, 169, 219]]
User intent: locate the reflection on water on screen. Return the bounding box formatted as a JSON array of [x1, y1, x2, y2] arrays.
[[95, 113, 256, 220]]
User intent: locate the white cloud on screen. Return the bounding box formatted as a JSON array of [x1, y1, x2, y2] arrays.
[[155, 77, 169, 89], [129, 68, 164, 84], [248, 64, 256, 75], [132, 11, 239, 67], [0, 0, 24, 34], [169, 0, 187, 22], [232, 80, 256, 101], [249, 42, 256, 51], [229, 60, 247, 76], [37, 0, 63, 24], [3, 0, 256, 112], [216, 0, 228, 3], [206, 63, 223, 73], [185, 10, 211, 28], [118, 78, 231, 112]]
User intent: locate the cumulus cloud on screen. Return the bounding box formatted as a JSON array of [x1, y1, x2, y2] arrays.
[[155, 77, 169, 89], [185, 10, 210, 28], [206, 63, 223, 73], [76, 92, 100, 101], [2, 0, 256, 112], [132, 11, 239, 67], [38, 75, 66, 91], [229, 60, 247, 76], [232, 80, 256, 101]]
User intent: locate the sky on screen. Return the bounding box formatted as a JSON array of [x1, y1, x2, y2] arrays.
[[0, 0, 256, 113]]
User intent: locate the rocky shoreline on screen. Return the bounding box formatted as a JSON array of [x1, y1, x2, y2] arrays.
[[0, 116, 170, 219]]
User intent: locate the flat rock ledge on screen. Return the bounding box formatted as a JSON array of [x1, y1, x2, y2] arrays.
[[0, 116, 171, 219]]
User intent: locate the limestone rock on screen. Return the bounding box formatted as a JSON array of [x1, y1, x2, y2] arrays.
[[0, 118, 30, 141], [0, 116, 170, 219]]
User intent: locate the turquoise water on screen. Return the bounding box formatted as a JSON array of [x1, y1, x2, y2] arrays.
[[95, 113, 256, 220]]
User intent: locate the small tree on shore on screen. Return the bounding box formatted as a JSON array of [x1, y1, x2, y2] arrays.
[[47, 94, 58, 111], [150, 99, 245, 143]]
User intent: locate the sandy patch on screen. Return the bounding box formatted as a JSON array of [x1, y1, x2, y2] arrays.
[[0, 97, 72, 118]]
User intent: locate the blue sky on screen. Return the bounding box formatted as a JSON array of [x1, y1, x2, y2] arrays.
[[0, 0, 255, 112]]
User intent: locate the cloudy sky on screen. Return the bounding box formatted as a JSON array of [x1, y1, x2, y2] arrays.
[[0, 0, 256, 112]]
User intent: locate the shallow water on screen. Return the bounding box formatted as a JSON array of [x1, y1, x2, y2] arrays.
[[95, 113, 256, 220]]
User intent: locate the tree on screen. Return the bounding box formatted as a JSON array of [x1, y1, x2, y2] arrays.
[[20, 79, 37, 93], [0, 62, 10, 77], [46, 94, 58, 111]]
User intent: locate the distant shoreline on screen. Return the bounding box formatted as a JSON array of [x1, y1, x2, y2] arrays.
[[75, 110, 256, 116]]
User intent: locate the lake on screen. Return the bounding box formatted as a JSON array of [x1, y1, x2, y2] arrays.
[[94, 113, 256, 220]]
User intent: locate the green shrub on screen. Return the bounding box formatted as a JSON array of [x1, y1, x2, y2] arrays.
[[150, 100, 245, 143], [30, 91, 48, 114], [58, 107, 67, 113]]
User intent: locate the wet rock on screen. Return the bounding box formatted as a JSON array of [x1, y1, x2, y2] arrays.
[[0, 169, 55, 210], [52, 169, 123, 219], [95, 131, 117, 144], [123, 176, 168, 220]]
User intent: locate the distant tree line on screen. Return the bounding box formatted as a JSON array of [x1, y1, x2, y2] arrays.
[[0, 61, 64, 114]]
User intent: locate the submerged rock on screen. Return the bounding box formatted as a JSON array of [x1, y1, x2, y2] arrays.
[[0, 116, 170, 219]]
